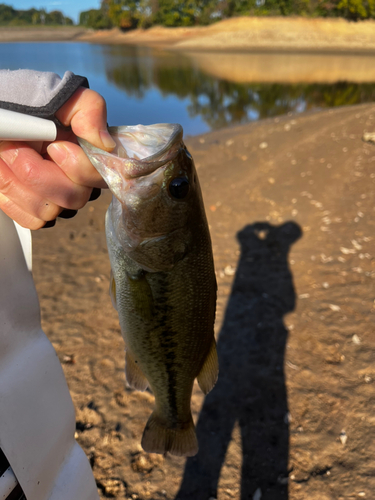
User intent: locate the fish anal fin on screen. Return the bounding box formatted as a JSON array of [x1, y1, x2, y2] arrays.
[[109, 270, 117, 310], [142, 412, 198, 457], [197, 338, 219, 395], [125, 351, 149, 391]]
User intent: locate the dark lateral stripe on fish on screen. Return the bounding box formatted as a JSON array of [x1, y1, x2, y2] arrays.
[[157, 311, 179, 422]]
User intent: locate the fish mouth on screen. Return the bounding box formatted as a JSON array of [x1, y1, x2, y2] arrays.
[[110, 124, 182, 163], [79, 123, 183, 181]]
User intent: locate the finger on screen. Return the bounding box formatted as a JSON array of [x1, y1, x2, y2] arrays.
[[47, 141, 107, 189], [0, 156, 62, 221], [0, 193, 50, 230], [0, 142, 92, 210], [55, 87, 116, 151]]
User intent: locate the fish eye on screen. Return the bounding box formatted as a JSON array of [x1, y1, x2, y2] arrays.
[[169, 177, 189, 199]]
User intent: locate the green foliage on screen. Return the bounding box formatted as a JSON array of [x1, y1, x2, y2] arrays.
[[107, 0, 140, 29], [152, 0, 197, 26], [0, 3, 74, 25], [77, 0, 375, 30], [336, 0, 375, 19], [79, 8, 113, 28]]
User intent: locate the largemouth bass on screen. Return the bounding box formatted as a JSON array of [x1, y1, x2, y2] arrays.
[[79, 124, 218, 457]]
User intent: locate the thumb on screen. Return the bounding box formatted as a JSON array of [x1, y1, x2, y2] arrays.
[[55, 87, 116, 151]]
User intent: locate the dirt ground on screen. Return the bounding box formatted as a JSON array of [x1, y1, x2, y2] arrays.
[[31, 103, 375, 500]]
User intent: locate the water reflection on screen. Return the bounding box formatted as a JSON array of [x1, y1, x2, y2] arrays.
[[2, 42, 375, 134], [103, 45, 375, 130], [188, 51, 375, 84]]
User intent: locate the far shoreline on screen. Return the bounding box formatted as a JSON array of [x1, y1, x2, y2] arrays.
[[2, 17, 375, 54]]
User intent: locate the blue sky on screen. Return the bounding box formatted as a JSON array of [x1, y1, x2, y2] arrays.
[[10, 0, 101, 23]]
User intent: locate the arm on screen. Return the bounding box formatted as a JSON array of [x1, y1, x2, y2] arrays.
[[0, 70, 115, 229]]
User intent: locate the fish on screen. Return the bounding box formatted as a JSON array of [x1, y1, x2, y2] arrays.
[[78, 124, 218, 457]]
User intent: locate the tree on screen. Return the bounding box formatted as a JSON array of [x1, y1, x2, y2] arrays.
[[154, 0, 197, 26], [107, 0, 140, 29], [0, 3, 17, 23], [336, 0, 375, 19], [79, 8, 112, 28], [0, 4, 74, 25]]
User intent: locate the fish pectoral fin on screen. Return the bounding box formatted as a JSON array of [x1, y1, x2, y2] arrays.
[[197, 338, 219, 395], [127, 271, 154, 320], [125, 351, 149, 391], [109, 270, 117, 310], [133, 231, 188, 272], [142, 412, 198, 457]]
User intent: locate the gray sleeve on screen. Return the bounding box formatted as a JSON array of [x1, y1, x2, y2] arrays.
[[0, 70, 89, 120]]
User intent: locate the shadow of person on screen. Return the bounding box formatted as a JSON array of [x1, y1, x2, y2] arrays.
[[175, 221, 302, 500]]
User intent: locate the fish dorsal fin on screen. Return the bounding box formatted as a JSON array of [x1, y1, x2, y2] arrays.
[[109, 270, 117, 310], [125, 350, 149, 391], [197, 339, 219, 395]]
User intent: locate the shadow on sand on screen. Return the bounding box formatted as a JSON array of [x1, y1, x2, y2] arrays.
[[175, 221, 302, 500]]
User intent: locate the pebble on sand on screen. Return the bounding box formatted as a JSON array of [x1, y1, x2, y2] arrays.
[[253, 488, 262, 500], [340, 430, 348, 445], [362, 131, 375, 143]]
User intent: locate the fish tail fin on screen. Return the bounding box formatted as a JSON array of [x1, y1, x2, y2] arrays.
[[141, 412, 198, 457]]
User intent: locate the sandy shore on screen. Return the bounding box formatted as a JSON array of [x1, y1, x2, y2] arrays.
[[2, 17, 375, 53]]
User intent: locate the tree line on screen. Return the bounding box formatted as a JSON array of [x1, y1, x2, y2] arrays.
[[80, 0, 375, 29], [0, 0, 373, 29], [0, 4, 73, 25]]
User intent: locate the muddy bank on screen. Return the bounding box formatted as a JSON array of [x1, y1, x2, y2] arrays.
[[32, 103, 375, 499], [0, 26, 88, 42]]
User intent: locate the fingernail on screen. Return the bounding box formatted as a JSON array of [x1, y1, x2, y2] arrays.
[[47, 143, 68, 166], [58, 209, 78, 219], [99, 130, 116, 150], [43, 219, 56, 228], [0, 145, 19, 165], [89, 188, 101, 201]]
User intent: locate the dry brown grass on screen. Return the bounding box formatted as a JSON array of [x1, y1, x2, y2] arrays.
[[77, 17, 375, 52]]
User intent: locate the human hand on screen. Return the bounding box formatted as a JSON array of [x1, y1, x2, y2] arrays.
[[0, 87, 115, 229]]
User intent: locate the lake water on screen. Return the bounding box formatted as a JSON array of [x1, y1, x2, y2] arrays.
[[1, 42, 375, 136]]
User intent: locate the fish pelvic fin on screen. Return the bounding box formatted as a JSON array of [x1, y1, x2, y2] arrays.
[[109, 270, 117, 310], [141, 412, 198, 457], [197, 338, 219, 395], [125, 351, 149, 391]]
